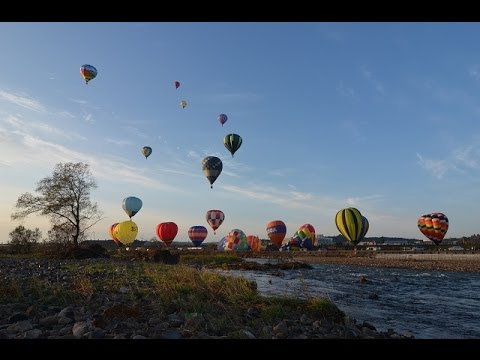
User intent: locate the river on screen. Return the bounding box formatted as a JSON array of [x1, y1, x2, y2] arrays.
[[216, 259, 480, 339]]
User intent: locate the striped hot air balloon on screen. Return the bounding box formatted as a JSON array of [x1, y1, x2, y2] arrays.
[[224, 133, 242, 158], [335, 207, 367, 246], [188, 225, 208, 247], [109, 223, 121, 246], [418, 212, 448, 246]]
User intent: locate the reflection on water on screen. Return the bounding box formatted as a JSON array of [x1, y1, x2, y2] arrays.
[[215, 260, 480, 339]]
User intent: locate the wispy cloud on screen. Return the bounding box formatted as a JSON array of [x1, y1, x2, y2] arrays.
[[268, 168, 296, 177], [3, 115, 86, 141], [105, 137, 134, 146], [69, 98, 88, 105], [361, 66, 385, 95], [0, 90, 47, 113], [187, 150, 201, 159], [121, 125, 148, 138], [222, 183, 384, 214], [417, 136, 480, 179], [83, 113, 94, 123]]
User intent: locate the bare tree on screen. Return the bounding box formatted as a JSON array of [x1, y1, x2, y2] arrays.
[[11, 162, 103, 247]]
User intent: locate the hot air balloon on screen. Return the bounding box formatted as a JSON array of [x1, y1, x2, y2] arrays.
[[156, 222, 178, 247], [360, 216, 369, 242], [114, 220, 138, 245], [217, 236, 227, 251], [174, 80, 180, 89], [224, 133, 242, 158], [218, 114, 228, 127], [335, 207, 366, 246], [122, 196, 143, 219], [188, 225, 208, 247], [418, 212, 448, 246], [225, 229, 249, 251], [142, 146, 152, 159], [201, 156, 223, 188], [80, 64, 97, 84], [206, 210, 225, 234], [289, 224, 315, 250], [266, 220, 287, 248], [109, 223, 121, 246], [180, 100, 187, 109], [247, 235, 261, 251]]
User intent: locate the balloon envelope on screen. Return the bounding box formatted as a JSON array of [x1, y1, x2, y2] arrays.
[[247, 235, 261, 251], [142, 146, 152, 159], [218, 114, 228, 126], [335, 207, 365, 245], [109, 223, 121, 245], [114, 220, 138, 245], [80, 64, 97, 84], [225, 229, 249, 251], [266, 220, 287, 247], [174, 80, 180, 89], [181, 100, 187, 108], [201, 156, 223, 188], [206, 209, 225, 234], [188, 225, 208, 247], [224, 133, 242, 158], [418, 212, 448, 246], [122, 196, 143, 219], [156, 222, 178, 246]]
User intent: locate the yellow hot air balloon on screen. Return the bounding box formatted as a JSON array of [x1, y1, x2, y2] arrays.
[[180, 100, 187, 109], [114, 220, 138, 245]]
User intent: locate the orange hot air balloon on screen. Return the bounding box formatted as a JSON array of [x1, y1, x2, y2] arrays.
[[266, 220, 287, 248], [109, 223, 121, 245], [418, 212, 449, 246], [247, 235, 261, 251], [156, 222, 178, 247]]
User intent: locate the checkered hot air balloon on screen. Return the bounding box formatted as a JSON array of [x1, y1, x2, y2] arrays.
[[201, 156, 223, 188], [206, 210, 225, 235]]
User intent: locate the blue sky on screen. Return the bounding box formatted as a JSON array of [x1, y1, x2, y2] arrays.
[[2, 22, 480, 244]]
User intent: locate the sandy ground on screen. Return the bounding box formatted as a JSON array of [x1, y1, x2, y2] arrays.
[[293, 253, 480, 272]]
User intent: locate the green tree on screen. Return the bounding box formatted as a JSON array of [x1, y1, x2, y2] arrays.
[[11, 162, 103, 247], [9, 225, 41, 253]]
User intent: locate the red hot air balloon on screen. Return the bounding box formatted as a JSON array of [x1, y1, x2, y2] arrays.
[[266, 220, 287, 248], [156, 222, 178, 247], [188, 225, 208, 247], [418, 212, 449, 246], [206, 210, 224, 234]]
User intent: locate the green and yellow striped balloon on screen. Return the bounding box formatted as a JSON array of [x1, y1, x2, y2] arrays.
[[335, 207, 365, 245]]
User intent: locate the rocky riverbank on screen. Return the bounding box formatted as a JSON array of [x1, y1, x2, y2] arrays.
[[0, 257, 413, 339]]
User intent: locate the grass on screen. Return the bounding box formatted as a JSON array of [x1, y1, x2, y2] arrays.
[[0, 255, 345, 337]]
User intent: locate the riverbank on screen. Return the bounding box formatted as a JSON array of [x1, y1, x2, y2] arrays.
[[0, 257, 412, 339], [291, 253, 480, 272]]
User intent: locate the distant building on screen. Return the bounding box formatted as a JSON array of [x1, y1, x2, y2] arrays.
[[316, 235, 334, 245]]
